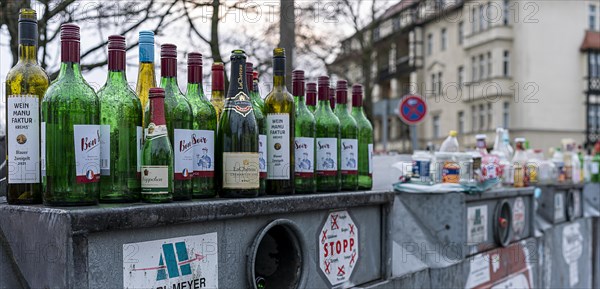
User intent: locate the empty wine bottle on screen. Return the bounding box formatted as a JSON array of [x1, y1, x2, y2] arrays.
[[334, 80, 358, 191], [293, 70, 316, 194], [314, 76, 341, 192], [306, 82, 317, 113], [247, 62, 266, 195], [350, 84, 373, 190]]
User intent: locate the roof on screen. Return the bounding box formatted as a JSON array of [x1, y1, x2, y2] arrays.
[[381, 0, 419, 20], [581, 30, 600, 51]]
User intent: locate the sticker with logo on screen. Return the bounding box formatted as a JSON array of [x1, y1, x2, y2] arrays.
[[174, 129, 194, 180], [340, 139, 358, 174], [73, 124, 101, 183], [223, 92, 253, 117], [316, 138, 337, 176], [192, 130, 215, 177], [467, 205, 488, 244], [266, 113, 291, 180], [7, 95, 40, 184], [123, 232, 218, 289], [141, 166, 169, 195], [294, 137, 314, 178], [512, 197, 526, 235], [222, 152, 259, 189]]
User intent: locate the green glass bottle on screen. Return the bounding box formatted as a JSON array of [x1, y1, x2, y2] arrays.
[[292, 70, 316, 194], [264, 48, 295, 195], [98, 35, 142, 202], [334, 80, 358, 191], [158, 44, 193, 200], [135, 30, 156, 127], [314, 76, 341, 192], [592, 141, 600, 183], [247, 62, 266, 195], [252, 70, 265, 112], [186, 52, 217, 198], [141, 88, 173, 203], [216, 50, 259, 198], [42, 23, 100, 206], [5, 9, 49, 204], [351, 84, 373, 190], [305, 82, 317, 113], [210, 63, 225, 122]]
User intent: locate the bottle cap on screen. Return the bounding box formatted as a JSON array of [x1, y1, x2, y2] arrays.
[[515, 137, 526, 143], [351, 84, 363, 107], [149, 88, 165, 98], [139, 31, 154, 44], [253, 70, 259, 80], [318, 76, 329, 86], [108, 35, 126, 51], [19, 8, 37, 22], [60, 23, 80, 41], [161, 44, 177, 58], [307, 82, 317, 92], [449, 130, 457, 137], [187, 52, 202, 65], [273, 47, 285, 58], [246, 62, 253, 75], [336, 80, 347, 104], [212, 62, 224, 71], [292, 70, 304, 80]]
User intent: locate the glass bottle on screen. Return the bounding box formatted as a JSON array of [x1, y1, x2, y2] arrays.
[[591, 141, 600, 183], [350, 84, 374, 190], [334, 80, 358, 191], [5, 9, 49, 204], [293, 70, 317, 194], [210, 63, 225, 122], [306, 82, 317, 113], [42, 23, 100, 206], [252, 69, 265, 112], [186, 52, 217, 198], [314, 76, 341, 192], [158, 44, 193, 200], [98, 35, 142, 202], [513, 138, 528, 187], [247, 62, 267, 195], [141, 88, 173, 203], [216, 50, 259, 198], [135, 30, 156, 127]]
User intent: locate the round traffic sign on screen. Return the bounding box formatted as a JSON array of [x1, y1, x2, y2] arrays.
[[398, 95, 427, 125]]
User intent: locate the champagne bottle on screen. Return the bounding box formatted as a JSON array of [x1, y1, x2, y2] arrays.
[[252, 70, 265, 111], [247, 62, 266, 195], [315, 76, 341, 192], [306, 82, 317, 113], [216, 50, 259, 198], [185, 52, 217, 198], [141, 88, 173, 203], [210, 63, 225, 122], [158, 44, 193, 200], [5, 8, 49, 204], [42, 24, 100, 206], [98, 35, 142, 202], [292, 70, 316, 194], [350, 84, 373, 190], [135, 30, 156, 127], [334, 80, 358, 191], [264, 48, 295, 195]]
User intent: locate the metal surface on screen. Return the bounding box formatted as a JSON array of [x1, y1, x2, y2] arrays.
[[537, 184, 584, 224], [583, 183, 600, 289]]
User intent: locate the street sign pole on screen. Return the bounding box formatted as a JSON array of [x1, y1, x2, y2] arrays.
[[411, 124, 418, 151]]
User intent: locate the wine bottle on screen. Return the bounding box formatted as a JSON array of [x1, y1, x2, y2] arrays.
[[264, 48, 295, 195], [141, 88, 173, 203], [292, 70, 316, 194], [5, 8, 49, 204], [329, 85, 336, 110], [247, 62, 266, 195], [135, 30, 156, 127], [350, 84, 373, 190], [252, 70, 265, 111], [306, 82, 317, 113], [98, 35, 142, 202], [216, 50, 259, 198], [334, 80, 358, 191], [42, 23, 100, 206], [186, 52, 217, 198], [210, 63, 225, 122], [314, 76, 341, 192], [159, 44, 193, 200]]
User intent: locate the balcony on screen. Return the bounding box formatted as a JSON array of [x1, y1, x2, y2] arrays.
[[463, 77, 514, 102], [464, 25, 513, 50], [377, 56, 416, 82], [588, 77, 600, 94]]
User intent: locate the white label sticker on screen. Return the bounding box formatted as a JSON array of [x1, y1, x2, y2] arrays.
[[467, 205, 488, 244], [319, 210, 359, 286], [137, 126, 142, 173], [465, 253, 491, 289], [266, 113, 291, 180], [555, 193, 565, 221], [294, 137, 314, 176], [562, 222, 583, 263], [123, 232, 218, 289], [341, 139, 358, 173], [368, 143, 373, 175], [259, 134, 267, 176], [141, 166, 169, 194], [174, 129, 194, 180], [192, 130, 215, 177], [41, 121, 46, 177], [73, 124, 101, 183], [316, 138, 338, 174], [99, 124, 110, 175], [591, 162, 599, 174], [222, 152, 259, 189], [7, 95, 40, 183], [513, 197, 526, 235]]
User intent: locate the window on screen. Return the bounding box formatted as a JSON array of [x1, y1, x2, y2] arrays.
[[471, 105, 477, 132], [503, 102, 510, 129], [458, 66, 465, 85], [503, 0, 510, 25], [431, 74, 437, 93], [438, 72, 443, 95], [591, 52, 600, 77], [479, 104, 485, 130], [590, 5, 597, 30], [390, 43, 397, 73], [427, 33, 433, 55], [433, 115, 440, 139], [472, 7, 478, 33], [503, 50, 510, 77], [458, 22, 464, 45], [487, 103, 493, 129], [487, 52, 492, 78], [441, 28, 447, 51], [479, 54, 485, 80], [458, 111, 465, 134]]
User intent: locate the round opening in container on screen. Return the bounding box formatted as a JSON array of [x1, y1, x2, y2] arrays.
[[493, 200, 513, 247]]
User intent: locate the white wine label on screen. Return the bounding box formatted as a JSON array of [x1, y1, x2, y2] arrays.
[[174, 129, 194, 180], [368, 143, 373, 175], [136, 126, 142, 174], [145, 123, 167, 139], [223, 152, 259, 189], [316, 138, 338, 176], [41, 122, 46, 177], [294, 137, 314, 177], [73, 124, 101, 183], [592, 162, 600, 174], [7, 95, 40, 184], [340, 138, 358, 174], [99, 124, 110, 175], [141, 165, 170, 194], [259, 134, 267, 178], [266, 113, 291, 180], [192, 130, 215, 177]]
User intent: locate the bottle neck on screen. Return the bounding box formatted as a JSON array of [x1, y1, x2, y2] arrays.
[[160, 76, 179, 91], [107, 70, 128, 85], [18, 19, 37, 63], [18, 44, 37, 63], [317, 98, 334, 114], [246, 73, 254, 91], [227, 58, 249, 97], [149, 98, 167, 125], [212, 70, 225, 100], [351, 106, 365, 116], [161, 57, 177, 78], [335, 103, 349, 114], [137, 62, 156, 84], [61, 40, 80, 63], [253, 79, 260, 93], [186, 82, 205, 100], [57, 61, 83, 80], [188, 64, 202, 84], [273, 57, 286, 90]]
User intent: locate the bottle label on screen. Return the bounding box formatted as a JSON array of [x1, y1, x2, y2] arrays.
[[141, 166, 169, 195], [7, 95, 40, 184], [294, 137, 314, 178], [412, 160, 431, 177], [99, 125, 110, 175], [192, 130, 215, 177], [73, 124, 101, 183], [442, 161, 460, 183], [136, 126, 142, 174], [266, 113, 291, 180], [316, 138, 338, 176], [146, 123, 167, 139], [223, 92, 253, 117], [41, 122, 46, 177], [222, 152, 259, 189], [340, 138, 358, 174], [259, 134, 267, 178], [174, 129, 194, 180], [368, 143, 373, 176], [592, 162, 600, 174]]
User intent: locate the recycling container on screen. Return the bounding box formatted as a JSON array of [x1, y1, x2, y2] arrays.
[[583, 183, 600, 289], [537, 184, 584, 224]]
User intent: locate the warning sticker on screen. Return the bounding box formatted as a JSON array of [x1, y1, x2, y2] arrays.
[[513, 197, 526, 235], [466, 253, 491, 288], [562, 222, 583, 287], [467, 205, 488, 244], [319, 210, 359, 286]]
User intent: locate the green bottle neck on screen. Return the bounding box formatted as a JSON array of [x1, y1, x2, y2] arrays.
[[351, 106, 365, 116], [57, 62, 84, 80], [316, 99, 334, 114], [294, 95, 309, 111], [335, 103, 350, 115], [106, 70, 128, 86], [160, 76, 180, 94], [18, 44, 37, 63], [187, 82, 206, 100]]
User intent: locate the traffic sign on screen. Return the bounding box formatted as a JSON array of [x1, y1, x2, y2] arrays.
[[398, 95, 427, 125]]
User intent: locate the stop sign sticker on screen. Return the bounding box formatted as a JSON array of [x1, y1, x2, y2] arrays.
[[319, 210, 359, 286]]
